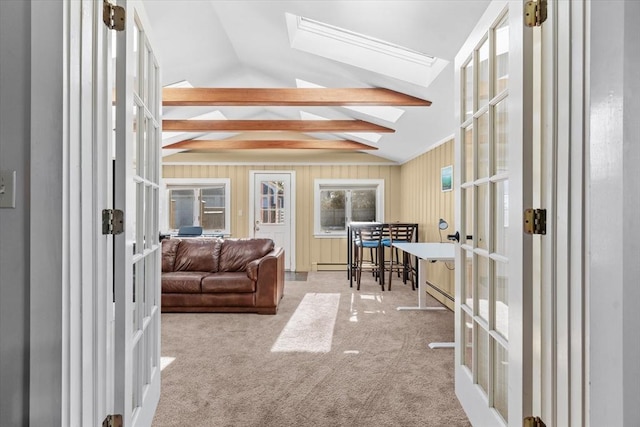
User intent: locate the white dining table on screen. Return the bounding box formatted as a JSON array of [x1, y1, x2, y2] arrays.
[[391, 242, 456, 349]]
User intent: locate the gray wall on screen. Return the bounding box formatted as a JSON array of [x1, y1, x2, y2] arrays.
[[589, 1, 640, 426], [0, 1, 31, 426]]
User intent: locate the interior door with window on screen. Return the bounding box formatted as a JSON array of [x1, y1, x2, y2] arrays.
[[453, 1, 534, 425], [113, 0, 162, 425], [250, 171, 294, 270]]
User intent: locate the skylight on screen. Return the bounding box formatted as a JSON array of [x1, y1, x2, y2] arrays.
[[295, 79, 405, 123], [286, 13, 449, 88], [300, 111, 382, 143]]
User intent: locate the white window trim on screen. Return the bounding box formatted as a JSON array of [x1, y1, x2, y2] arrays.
[[314, 179, 384, 238], [162, 178, 231, 236]]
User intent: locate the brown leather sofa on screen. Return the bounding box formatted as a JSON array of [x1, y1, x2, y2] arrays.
[[161, 237, 285, 314]]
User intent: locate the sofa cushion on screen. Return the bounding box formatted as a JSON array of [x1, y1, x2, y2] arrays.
[[174, 238, 222, 272], [219, 238, 274, 272], [162, 271, 206, 293], [201, 272, 256, 293], [161, 239, 181, 272]]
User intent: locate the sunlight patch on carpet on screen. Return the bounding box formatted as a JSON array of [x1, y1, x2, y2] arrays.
[[271, 293, 340, 353], [160, 357, 175, 371]]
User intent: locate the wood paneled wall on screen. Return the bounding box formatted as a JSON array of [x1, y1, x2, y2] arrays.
[[399, 139, 455, 310], [163, 164, 402, 272]]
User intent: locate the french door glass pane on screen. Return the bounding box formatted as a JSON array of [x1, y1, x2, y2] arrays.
[[145, 323, 155, 383], [493, 340, 509, 421], [145, 120, 153, 181], [464, 126, 474, 183], [145, 253, 155, 315], [152, 187, 159, 246], [142, 116, 150, 179], [463, 312, 473, 371], [149, 318, 158, 371], [495, 100, 509, 174], [494, 180, 508, 255], [477, 325, 489, 395], [477, 184, 489, 250], [151, 63, 159, 118], [478, 256, 490, 321], [477, 112, 490, 178], [132, 341, 140, 409], [144, 184, 151, 249], [465, 187, 473, 246], [143, 45, 149, 104], [478, 38, 490, 107], [464, 59, 474, 122], [133, 22, 139, 94], [132, 259, 145, 332], [153, 125, 160, 182], [495, 16, 509, 95], [147, 54, 155, 116], [320, 190, 346, 231], [132, 105, 138, 176], [136, 182, 144, 253], [494, 259, 509, 339], [132, 262, 136, 332], [464, 251, 473, 303], [143, 117, 150, 179]]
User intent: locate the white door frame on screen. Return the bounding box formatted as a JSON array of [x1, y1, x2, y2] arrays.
[[248, 170, 296, 271], [113, 0, 162, 425], [537, 1, 588, 425], [453, 1, 534, 425], [588, 1, 640, 425], [29, 1, 114, 425]]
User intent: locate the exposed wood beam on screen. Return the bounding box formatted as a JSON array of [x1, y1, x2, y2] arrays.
[[162, 88, 431, 107], [163, 139, 378, 150], [162, 119, 395, 133]]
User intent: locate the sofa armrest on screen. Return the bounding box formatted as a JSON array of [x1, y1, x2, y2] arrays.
[[250, 247, 285, 312]]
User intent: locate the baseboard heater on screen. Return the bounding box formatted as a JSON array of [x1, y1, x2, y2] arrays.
[[424, 280, 454, 302], [314, 263, 348, 271]]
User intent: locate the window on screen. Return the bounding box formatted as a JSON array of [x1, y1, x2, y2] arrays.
[[259, 180, 285, 224], [314, 179, 384, 236], [163, 179, 230, 235]]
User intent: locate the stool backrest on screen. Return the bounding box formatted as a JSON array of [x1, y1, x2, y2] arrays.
[[388, 223, 415, 243], [354, 223, 384, 245]]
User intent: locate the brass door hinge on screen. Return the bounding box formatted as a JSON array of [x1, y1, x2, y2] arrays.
[[525, 0, 548, 27], [102, 209, 124, 235], [103, 0, 125, 31], [524, 208, 547, 235], [524, 416, 547, 427], [102, 414, 123, 427]]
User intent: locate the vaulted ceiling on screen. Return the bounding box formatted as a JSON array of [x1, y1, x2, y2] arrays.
[[145, 0, 492, 164]]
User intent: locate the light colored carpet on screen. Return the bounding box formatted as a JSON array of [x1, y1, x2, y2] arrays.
[[152, 271, 470, 427]]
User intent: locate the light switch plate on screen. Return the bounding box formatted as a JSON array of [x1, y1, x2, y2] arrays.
[[0, 170, 17, 208]]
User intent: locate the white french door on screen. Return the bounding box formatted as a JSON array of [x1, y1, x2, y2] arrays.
[[453, 1, 534, 425], [113, 0, 162, 425], [250, 171, 295, 270]]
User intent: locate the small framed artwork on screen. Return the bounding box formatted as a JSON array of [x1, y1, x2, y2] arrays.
[[441, 165, 453, 192]]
